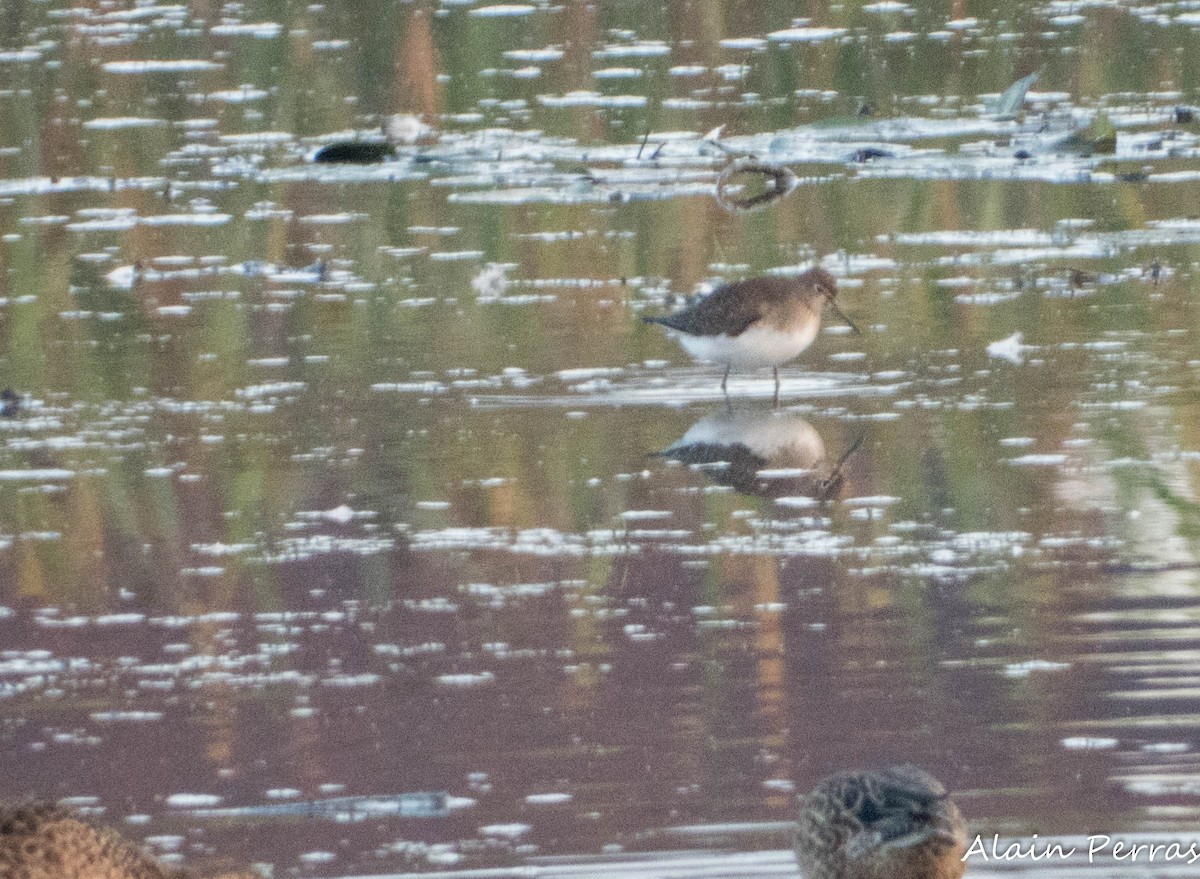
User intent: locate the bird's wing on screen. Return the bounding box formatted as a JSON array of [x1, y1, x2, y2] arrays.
[[646, 283, 768, 336]]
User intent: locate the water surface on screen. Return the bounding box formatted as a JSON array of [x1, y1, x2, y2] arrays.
[[3, 1, 1200, 876]]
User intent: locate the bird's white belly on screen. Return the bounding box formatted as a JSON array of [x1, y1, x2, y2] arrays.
[[677, 320, 820, 368]]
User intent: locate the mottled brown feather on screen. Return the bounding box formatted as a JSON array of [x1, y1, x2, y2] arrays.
[[644, 268, 837, 337], [0, 803, 259, 879], [795, 766, 967, 879]]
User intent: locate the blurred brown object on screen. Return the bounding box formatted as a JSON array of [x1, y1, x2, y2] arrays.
[[0, 803, 260, 879]]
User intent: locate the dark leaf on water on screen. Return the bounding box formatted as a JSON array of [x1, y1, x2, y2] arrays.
[[0, 388, 19, 418], [312, 141, 396, 164], [853, 147, 892, 163]]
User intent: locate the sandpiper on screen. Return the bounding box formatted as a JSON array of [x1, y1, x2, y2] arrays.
[[794, 765, 968, 879], [643, 267, 856, 402], [0, 803, 259, 879]]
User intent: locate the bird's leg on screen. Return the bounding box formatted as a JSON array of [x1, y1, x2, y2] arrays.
[[721, 364, 730, 397], [773, 366, 781, 408]]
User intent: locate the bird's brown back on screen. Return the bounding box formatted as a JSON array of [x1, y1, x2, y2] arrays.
[[794, 766, 967, 879], [645, 268, 837, 337], [0, 804, 258, 879]]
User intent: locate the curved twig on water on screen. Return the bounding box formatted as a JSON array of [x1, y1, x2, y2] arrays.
[[715, 161, 798, 212]]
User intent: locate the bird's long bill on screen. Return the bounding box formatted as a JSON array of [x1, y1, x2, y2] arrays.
[[826, 298, 861, 334], [831, 433, 866, 480]]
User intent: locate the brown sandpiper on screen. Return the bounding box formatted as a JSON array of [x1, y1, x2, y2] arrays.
[[794, 765, 968, 879], [643, 267, 857, 403]]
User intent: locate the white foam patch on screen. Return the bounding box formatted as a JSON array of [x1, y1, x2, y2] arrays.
[[103, 60, 224, 73], [768, 27, 848, 42]]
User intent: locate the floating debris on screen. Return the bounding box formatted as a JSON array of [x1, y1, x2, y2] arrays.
[[384, 113, 436, 145], [1054, 112, 1118, 156], [853, 147, 893, 163], [715, 161, 798, 212], [175, 792, 451, 822], [103, 263, 140, 289], [471, 262, 512, 298], [311, 140, 396, 164], [1067, 267, 1098, 289], [987, 331, 1027, 364], [0, 389, 20, 418], [984, 69, 1041, 120]]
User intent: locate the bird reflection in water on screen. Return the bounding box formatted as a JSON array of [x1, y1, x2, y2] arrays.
[[654, 405, 863, 500]]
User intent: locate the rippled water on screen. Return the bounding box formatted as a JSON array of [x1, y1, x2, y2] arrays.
[[4, 1, 1200, 877]]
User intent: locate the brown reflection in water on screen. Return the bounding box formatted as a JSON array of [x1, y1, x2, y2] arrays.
[[396, 3, 443, 120], [555, 2, 603, 142]]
